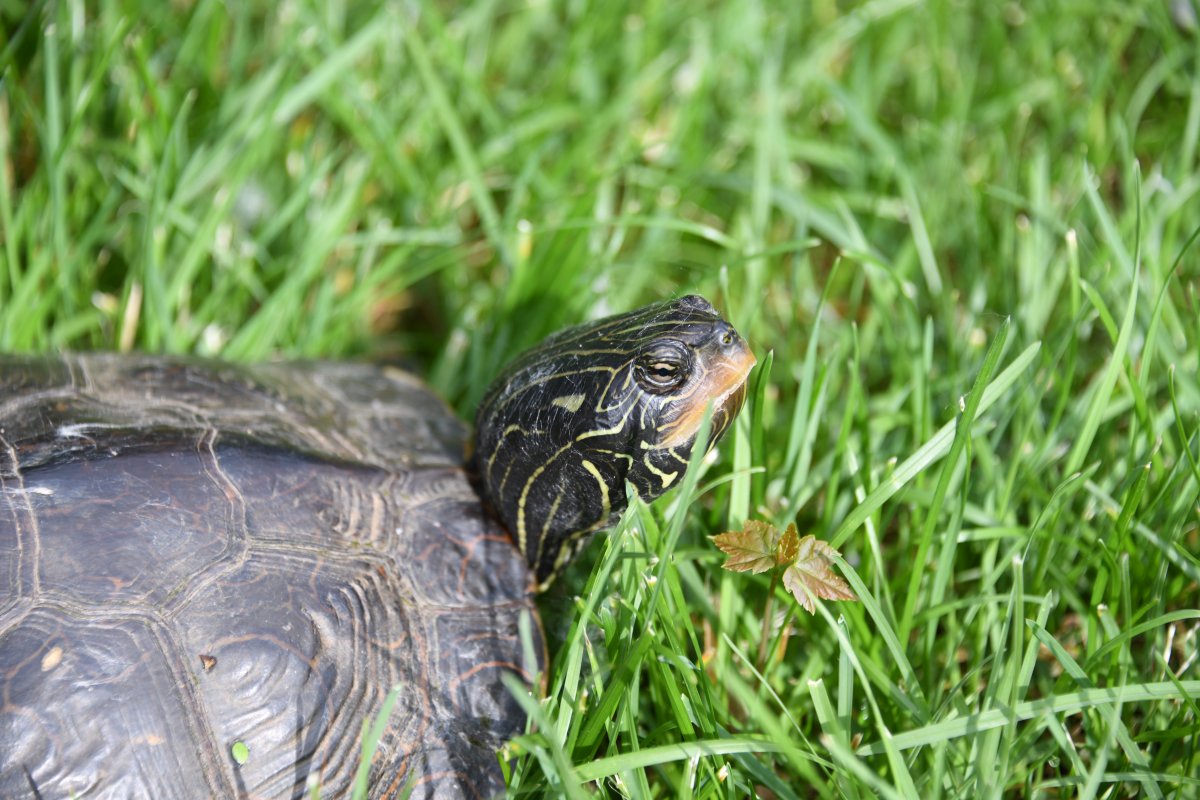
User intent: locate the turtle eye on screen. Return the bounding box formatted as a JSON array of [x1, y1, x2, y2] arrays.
[[636, 343, 690, 393]]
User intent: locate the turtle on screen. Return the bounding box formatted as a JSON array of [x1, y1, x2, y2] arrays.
[[0, 294, 755, 799]]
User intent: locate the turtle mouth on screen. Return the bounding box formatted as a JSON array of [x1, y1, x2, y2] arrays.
[[709, 376, 750, 445], [659, 342, 756, 449]]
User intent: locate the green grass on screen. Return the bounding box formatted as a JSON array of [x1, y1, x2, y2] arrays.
[[4, 0, 1200, 797]]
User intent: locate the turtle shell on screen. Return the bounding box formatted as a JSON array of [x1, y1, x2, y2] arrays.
[[0, 354, 541, 799]]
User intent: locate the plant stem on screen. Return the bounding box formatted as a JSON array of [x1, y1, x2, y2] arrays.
[[758, 570, 779, 671]]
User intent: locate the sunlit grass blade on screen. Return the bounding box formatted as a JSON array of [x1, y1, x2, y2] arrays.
[[898, 316, 1009, 642], [856, 681, 1200, 755], [831, 341, 1040, 549], [351, 684, 408, 800]]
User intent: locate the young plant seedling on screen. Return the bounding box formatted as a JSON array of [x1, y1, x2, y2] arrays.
[[712, 521, 858, 666]]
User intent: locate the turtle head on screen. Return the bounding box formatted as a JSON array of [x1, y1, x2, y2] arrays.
[[474, 295, 756, 587]]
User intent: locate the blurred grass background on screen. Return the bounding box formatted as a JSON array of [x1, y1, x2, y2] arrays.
[[3, 0, 1200, 797]]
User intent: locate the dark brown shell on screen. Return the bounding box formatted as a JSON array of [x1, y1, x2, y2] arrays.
[[0, 354, 541, 799]]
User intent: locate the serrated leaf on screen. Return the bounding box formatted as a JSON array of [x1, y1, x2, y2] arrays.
[[782, 535, 857, 614], [778, 522, 800, 563], [711, 520, 782, 573]]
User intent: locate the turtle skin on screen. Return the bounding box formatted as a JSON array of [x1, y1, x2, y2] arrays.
[[0, 354, 541, 799]]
